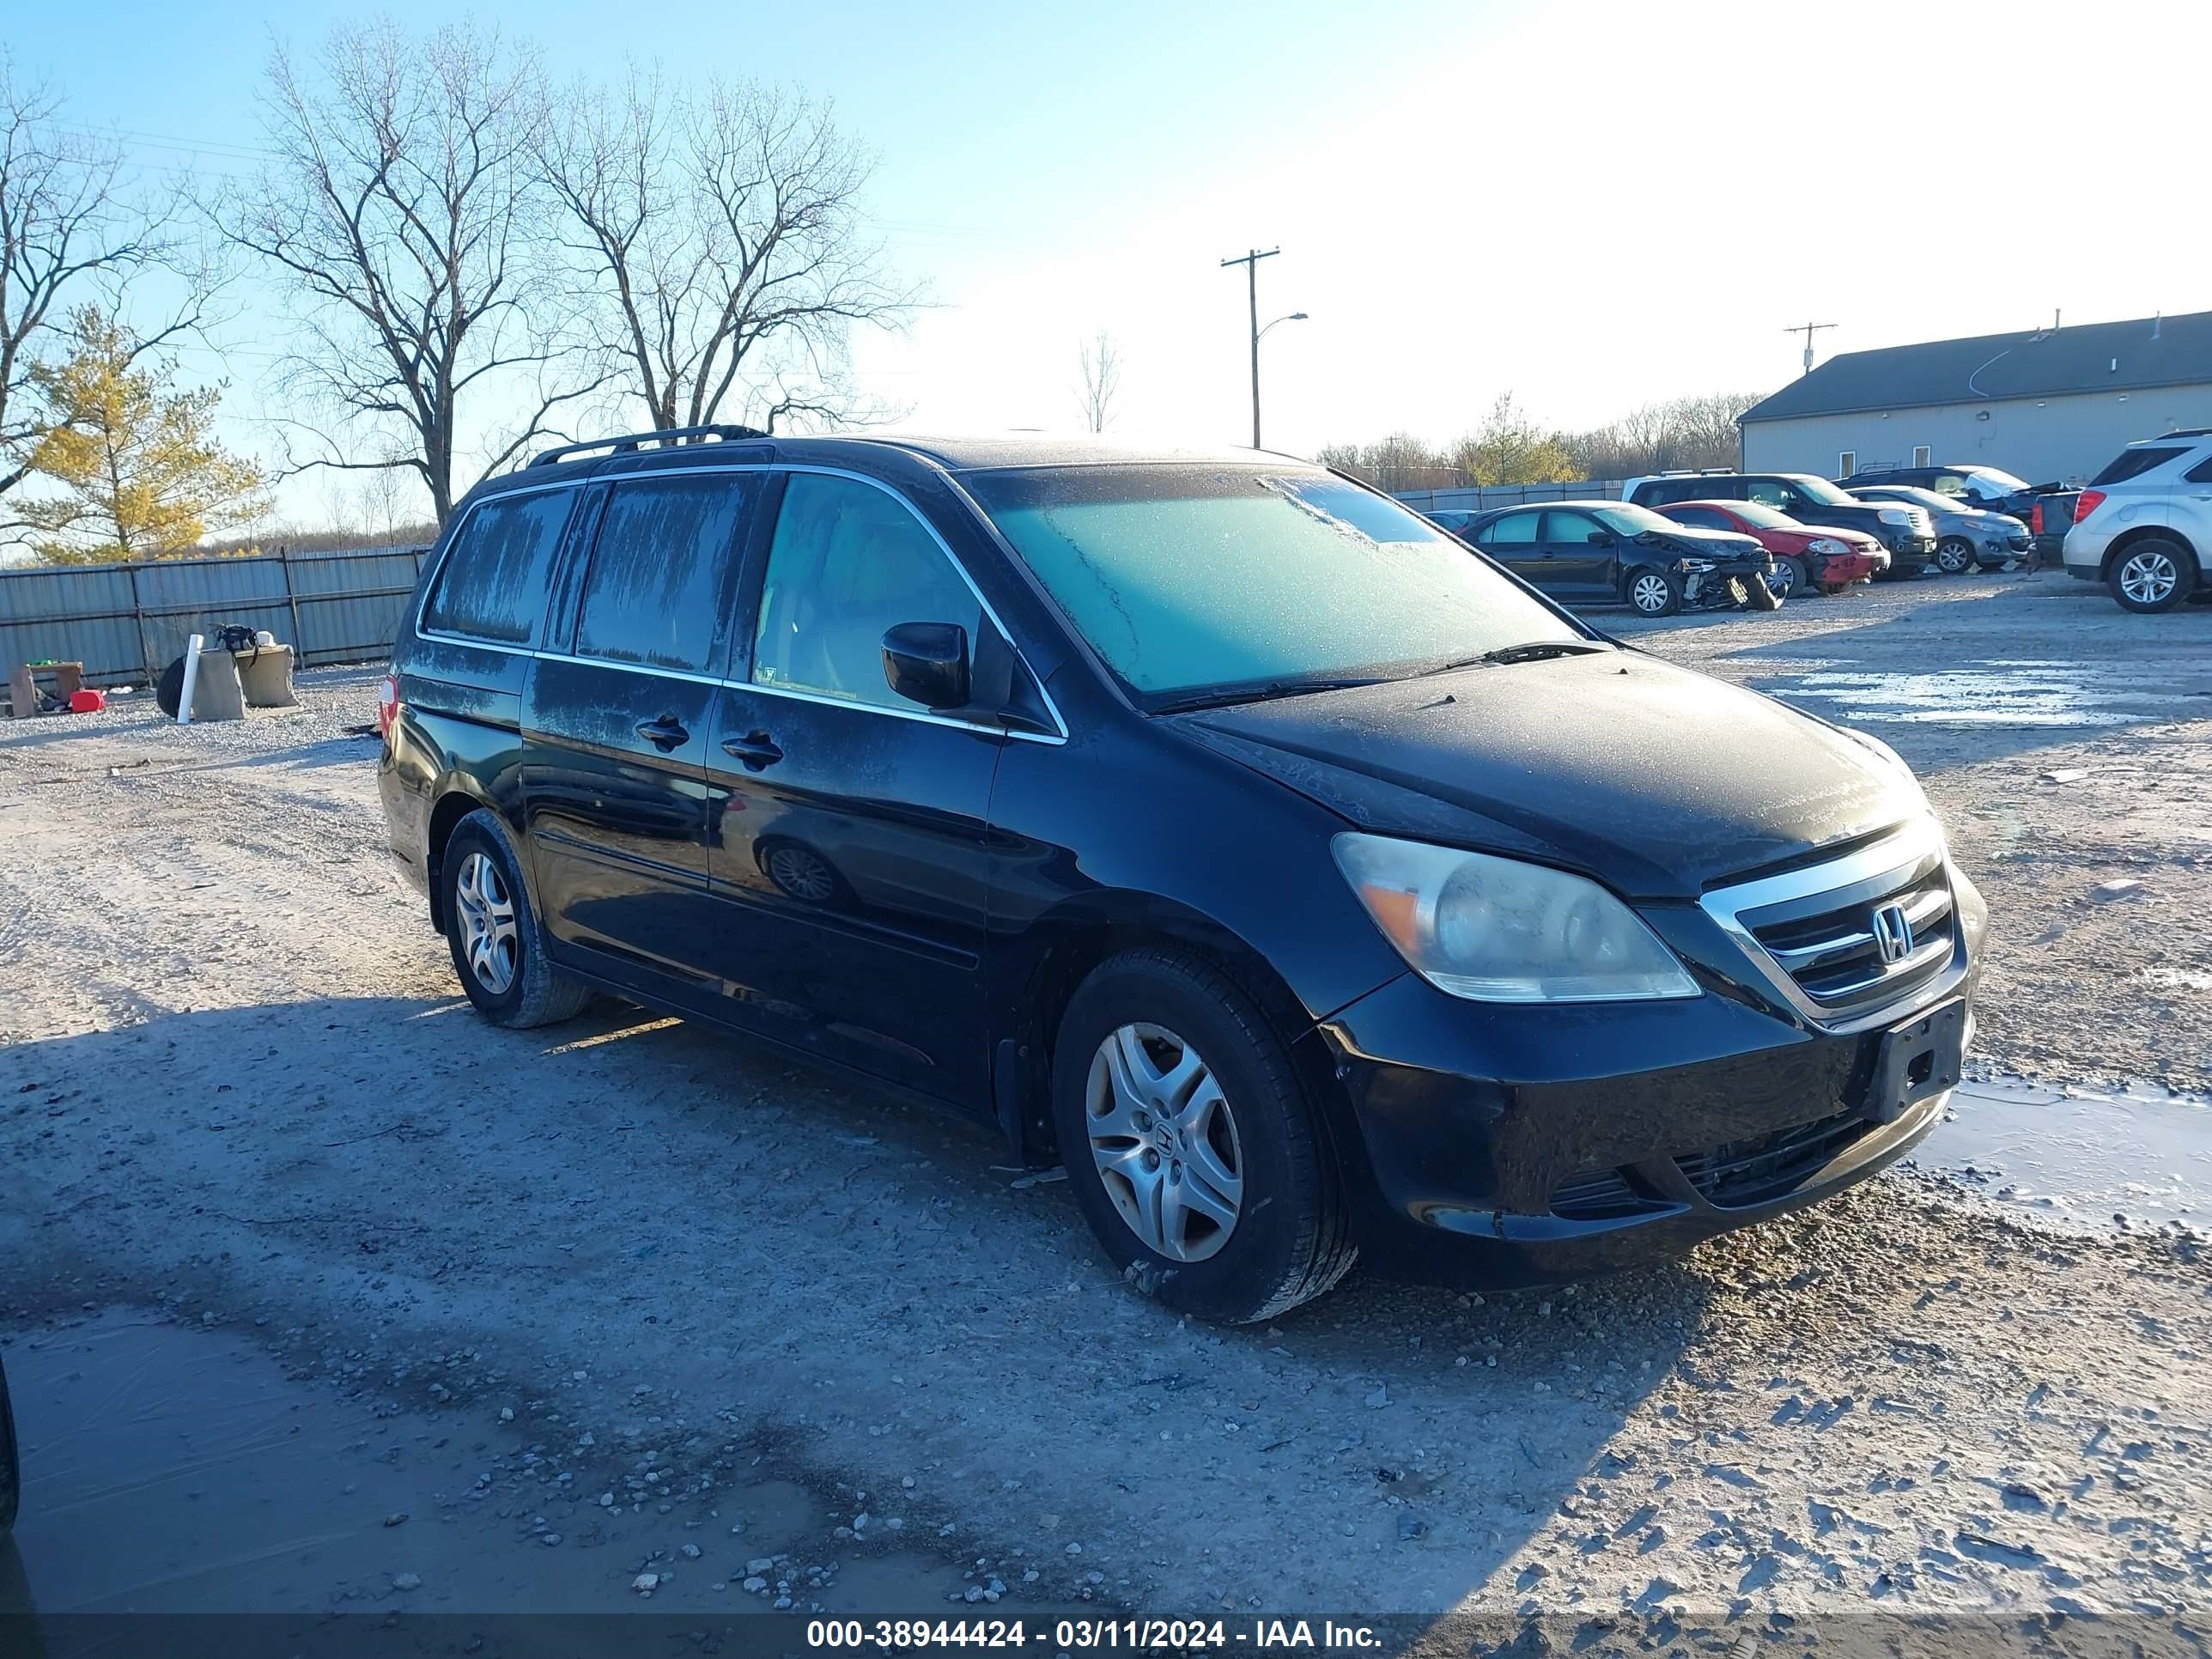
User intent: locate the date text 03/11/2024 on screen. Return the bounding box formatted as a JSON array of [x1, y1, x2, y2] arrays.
[[805, 1620, 1386, 1650]]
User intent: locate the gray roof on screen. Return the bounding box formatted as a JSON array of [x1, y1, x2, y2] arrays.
[[1740, 310, 2212, 425]]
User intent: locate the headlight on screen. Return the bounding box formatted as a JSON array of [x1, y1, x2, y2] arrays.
[[1875, 508, 1913, 526], [1808, 537, 1845, 554], [1331, 834, 1700, 1003]]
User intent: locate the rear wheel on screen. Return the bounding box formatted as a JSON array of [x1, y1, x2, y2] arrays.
[[442, 810, 593, 1028], [1052, 949, 1356, 1323], [2109, 538, 2196, 613], [1936, 537, 1976, 574], [1626, 567, 1680, 617]]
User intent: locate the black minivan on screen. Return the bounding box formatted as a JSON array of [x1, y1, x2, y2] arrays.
[[380, 428, 1985, 1322]]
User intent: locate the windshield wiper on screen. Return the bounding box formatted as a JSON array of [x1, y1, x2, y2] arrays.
[[1150, 676, 1382, 714], [1413, 640, 1609, 676]]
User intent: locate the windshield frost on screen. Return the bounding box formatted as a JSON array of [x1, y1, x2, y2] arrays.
[[969, 465, 1580, 700]]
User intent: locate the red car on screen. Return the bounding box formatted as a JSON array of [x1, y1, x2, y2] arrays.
[[1653, 500, 1887, 599]]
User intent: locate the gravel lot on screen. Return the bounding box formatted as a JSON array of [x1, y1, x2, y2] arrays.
[[1, 567, 2207, 1650]]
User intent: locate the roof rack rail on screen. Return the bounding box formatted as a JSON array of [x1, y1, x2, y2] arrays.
[[528, 424, 770, 469], [2155, 427, 2212, 440]]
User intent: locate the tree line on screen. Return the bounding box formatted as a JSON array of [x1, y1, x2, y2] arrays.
[[0, 24, 912, 563], [1320, 390, 1766, 493]]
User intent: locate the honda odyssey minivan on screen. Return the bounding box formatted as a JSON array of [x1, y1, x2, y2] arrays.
[[379, 428, 1985, 1322]]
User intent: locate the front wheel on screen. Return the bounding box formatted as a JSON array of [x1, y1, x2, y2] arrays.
[[2110, 539, 2197, 613], [442, 810, 593, 1028], [1768, 555, 1808, 602], [1626, 567, 1680, 617], [1052, 950, 1356, 1323], [1936, 537, 1976, 574]]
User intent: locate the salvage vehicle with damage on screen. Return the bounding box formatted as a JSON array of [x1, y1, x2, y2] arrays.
[[1439, 500, 1781, 616], [379, 429, 1985, 1323]]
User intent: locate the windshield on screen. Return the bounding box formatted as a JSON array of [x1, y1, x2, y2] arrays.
[[966, 465, 1583, 703], [1711, 501, 1795, 529], [1966, 467, 2029, 493], [1867, 485, 1955, 511], [1782, 475, 1857, 506], [1591, 504, 1679, 536]]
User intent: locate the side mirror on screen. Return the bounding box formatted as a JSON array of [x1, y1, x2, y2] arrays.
[[1586, 530, 1614, 545], [882, 622, 970, 709]]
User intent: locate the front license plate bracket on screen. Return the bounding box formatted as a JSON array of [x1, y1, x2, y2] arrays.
[[1863, 998, 1966, 1124]]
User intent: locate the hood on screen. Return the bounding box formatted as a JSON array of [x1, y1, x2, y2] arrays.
[[1176, 651, 1923, 900], [1644, 524, 1765, 559]]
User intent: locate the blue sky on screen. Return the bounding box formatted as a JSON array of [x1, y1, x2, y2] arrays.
[[10, 0, 2209, 526]]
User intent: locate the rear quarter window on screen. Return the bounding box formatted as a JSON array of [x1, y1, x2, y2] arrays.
[[422, 489, 579, 646], [2089, 446, 2186, 488]]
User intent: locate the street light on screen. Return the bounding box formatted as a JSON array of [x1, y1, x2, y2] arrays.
[[1221, 247, 1309, 449], [1249, 313, 1307, 450]]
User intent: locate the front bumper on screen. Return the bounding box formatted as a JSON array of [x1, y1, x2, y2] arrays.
[[1310, 861, 1986, 1289], [1814, 550, 1881, 586]]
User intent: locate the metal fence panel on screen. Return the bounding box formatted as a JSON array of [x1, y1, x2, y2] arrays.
[[1395, 479, 1625, 512], [0, 546, 429, 690]]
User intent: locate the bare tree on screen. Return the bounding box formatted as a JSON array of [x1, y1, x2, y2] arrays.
[[1075, 327, 1121, 433], [538, 69, 913, 436], [212, 21, 601, 522], [1, 52, 214, 537]]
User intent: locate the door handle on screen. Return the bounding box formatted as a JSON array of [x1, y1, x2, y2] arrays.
[[720, 731, 783, 771], [635, 715, 689, 750]]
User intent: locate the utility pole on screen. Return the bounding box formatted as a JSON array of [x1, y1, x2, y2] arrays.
[[1785, 320, 1838, 376], [1221, 246, 1279, 447]]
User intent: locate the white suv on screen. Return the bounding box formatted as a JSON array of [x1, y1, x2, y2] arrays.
[[2063, 430, 2212, 611]]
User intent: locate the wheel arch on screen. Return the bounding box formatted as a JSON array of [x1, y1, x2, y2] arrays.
[[2100, 522, 2199, 578], [993, 891, 1366, 1178], [424, 781, 509, 933]]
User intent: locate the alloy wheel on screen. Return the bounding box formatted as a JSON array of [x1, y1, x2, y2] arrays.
[[1936, 538, 1973, 574], [453, 851, 520, 995], [1085, 1023, 1243, 1262], [2119, 550, 2179, 606], [1767, 559, 1797, 600], [1631, 574, 1671, 614], [766, 843, 837, 903]]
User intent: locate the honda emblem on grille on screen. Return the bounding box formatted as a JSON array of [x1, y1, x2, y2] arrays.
[[1871, 902, 1914, 964]]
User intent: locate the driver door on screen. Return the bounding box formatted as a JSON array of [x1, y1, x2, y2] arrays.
[[1534, 509, 1613, 599], [1474, 509, 1546, 585]]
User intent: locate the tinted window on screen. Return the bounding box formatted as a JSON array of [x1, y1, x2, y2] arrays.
[[1747, 478, 1796, 509], [752, 473, 981, 711], [1482, 511, 1541, 545], [574, 475, 752, 672], [2091, 446, 2185, 486], [422, 489, 576, 646], [1545, 511, 1601, 543], [2186, 455, 2212, 484]]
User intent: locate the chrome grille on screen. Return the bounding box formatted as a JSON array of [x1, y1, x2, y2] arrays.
[[1701, 819, 1964, 1028]]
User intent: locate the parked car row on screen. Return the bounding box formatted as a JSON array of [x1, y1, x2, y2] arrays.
[[1424, 501, 1784, 617]]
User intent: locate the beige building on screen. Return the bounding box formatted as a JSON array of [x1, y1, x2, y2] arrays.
[[1739, 310, 2212, 487]]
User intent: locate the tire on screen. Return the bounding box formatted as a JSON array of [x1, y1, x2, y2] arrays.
[[2108, 538, 2197, 614], [1936, 537, 1976, 575], [1738, 572, 1782, 612], [441, 809, 593, 1028], [0, 1350, 18, 1534], [1769, 555, 1809, 602], [1051, 948, 1357, 1323], [155, 655, 186, 718], [1625, 567, 1680, 617]]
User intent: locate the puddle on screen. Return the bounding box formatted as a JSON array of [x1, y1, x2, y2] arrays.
[[0, 1313, 965, 1618], [1765, 665, 2173, 726], [1911, 1075, 2212, 1232]]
